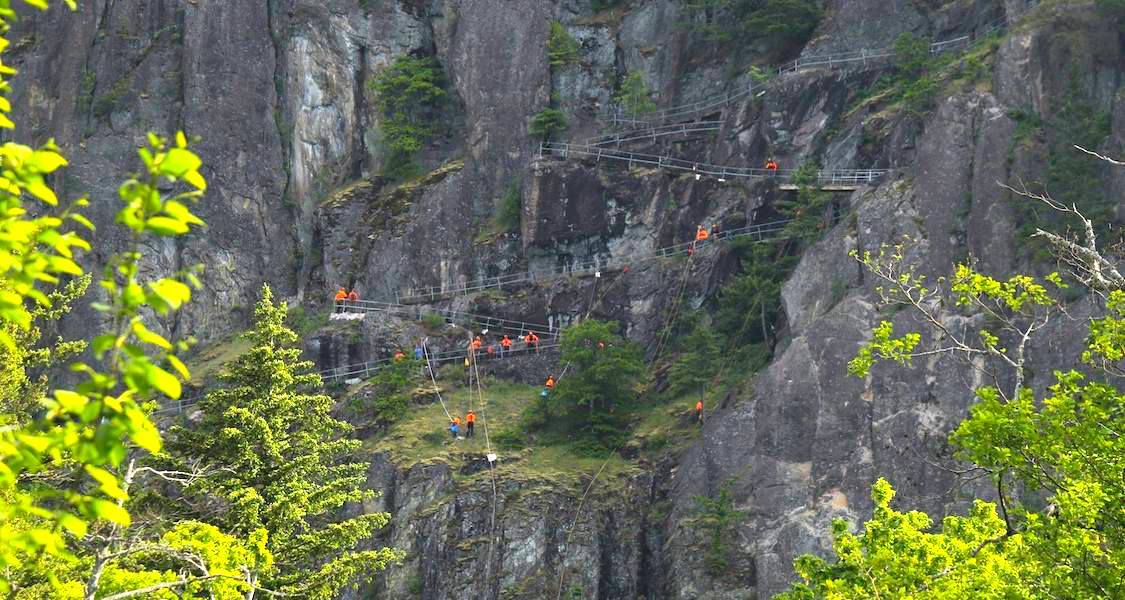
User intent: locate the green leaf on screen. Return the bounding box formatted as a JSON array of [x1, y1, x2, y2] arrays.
[[91, 499, 131, 526], [85, 465, 128, 500], [159, 148, 202, 177], [132, 320, 173, 350], [148, 278, 191, 310], [167, 354, 191, 381], [145, 216, 189, 236], [146, 364, 182, 399]]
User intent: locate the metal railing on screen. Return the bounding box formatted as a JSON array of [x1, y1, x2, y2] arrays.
[[320, 339, 563, 384], [778, 1, 1038, 74], [334, 299, 555, 338], [537, 141, 888, 183], [599, 0, 1042, 128], [397, 209, 848, 303], [586, 120, 724, 147]]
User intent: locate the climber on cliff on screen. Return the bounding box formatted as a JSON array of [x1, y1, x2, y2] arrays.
[[500, 334, 512, 357], [545, 375, 555, 390], [465, 410, 475, 438], [334, 288, 347, 312], [695, 400, 704, 424]]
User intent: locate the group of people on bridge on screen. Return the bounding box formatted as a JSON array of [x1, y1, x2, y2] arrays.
[[333, 287, 360, 312], [469, 331, 542, 358]]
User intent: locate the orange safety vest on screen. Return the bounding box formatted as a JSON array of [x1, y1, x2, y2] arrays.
[[394, 351, 405, 361], [472, 338, 482, 349], [501, 336, 512, 348], [695, 401, 703, 412], [546, 377, 555, 388], [334, 289, 347, 301], [527, 333, 539, 343], [765, 161, 778, 170], [466, 412, 475, 424], [696, 227, 709, 241], [453, 417, 461, 426], [348, 290, 359, 301]]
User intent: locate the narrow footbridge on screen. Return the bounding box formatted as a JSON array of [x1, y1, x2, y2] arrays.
[[602, 0, 1040, 128], [587, 120, 723, 147], [538, 141, 887, 187], [334, 299, 557, 338], [397, 212, 838, 304], [321, 339, 562, 384]]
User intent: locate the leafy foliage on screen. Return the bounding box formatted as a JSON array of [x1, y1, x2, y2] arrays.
[[692, 478, 745, 575], [529, 107, 568, 141], [353, 355, 422, 426], [893, 31, 931, 78], [614, 71, 657, 115], [367, 55, 447, 181], [170, 285, 403, 597], [546, 21, 580, 66], [778, 478, 1030, 599], [547, 320, 645, 453], [494, 180, 522, 232], [682, 0, 822, 51], [1, 124, 208, 593], [666, 320, 722, 397], [0, 275, 89, 423]]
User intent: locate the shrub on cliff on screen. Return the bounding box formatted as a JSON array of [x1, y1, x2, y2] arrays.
[[547, 20, 580, 66], [682, 0, 822, 52], [367, 55, 447, 181]]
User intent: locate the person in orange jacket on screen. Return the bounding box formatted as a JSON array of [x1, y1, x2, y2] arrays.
[[695, 400, 704, 423], [334, 287, 347, 312], [394, 350, 406, 361], [545, 375, 555, 389], [765, 158, 779, 171], [347, 288, 359, 302], [500, 334, 512, 357], [486, 344, 496, 359], [526, 331, 540, 353], [465, 410, 475, 438], [471, 336, 483, 351], [695, 225, 710, 242]]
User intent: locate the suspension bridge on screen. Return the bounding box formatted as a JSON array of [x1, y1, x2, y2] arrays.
[[332, 299, 558, 339], [587, 120, 723, 147], [320, 339, 562, 384], [537, 141, 887, 189], [396, 211, 840, 304]]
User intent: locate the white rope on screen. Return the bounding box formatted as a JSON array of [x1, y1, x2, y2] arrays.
[[421, 339, 454, 423]]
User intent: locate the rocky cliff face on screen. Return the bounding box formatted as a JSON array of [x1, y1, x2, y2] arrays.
[[10, 0, 1122, 598]]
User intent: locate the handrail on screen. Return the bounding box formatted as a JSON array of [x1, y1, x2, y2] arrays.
[[320, 340, 563, 384], [397, 208, 851, 303], [335, 299, 555, 337], [538, 142, 888, 183], [586, 121, 723, 147], [600, 0, 1041, 127]]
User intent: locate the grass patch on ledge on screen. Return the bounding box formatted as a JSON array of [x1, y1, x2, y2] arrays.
[[363, 377, 649, 493]]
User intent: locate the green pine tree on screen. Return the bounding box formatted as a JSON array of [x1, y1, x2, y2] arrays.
[[171, 285, 403, 598], [615, 71, 657, 115]]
